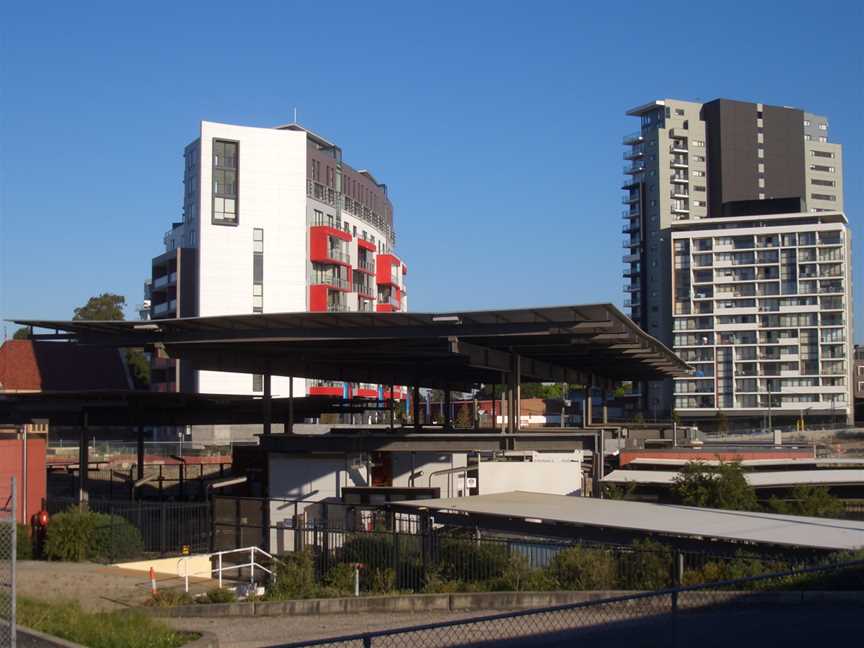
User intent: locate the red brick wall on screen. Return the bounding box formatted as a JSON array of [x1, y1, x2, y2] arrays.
[[619, 448, 813, 466], [0, 438, 47, 524]]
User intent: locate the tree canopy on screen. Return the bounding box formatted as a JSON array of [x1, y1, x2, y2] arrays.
[[671, 462, 759, 512], [73, 293, 126, 321], [12, 327, 31, 340], [767, 485, 845, 518]]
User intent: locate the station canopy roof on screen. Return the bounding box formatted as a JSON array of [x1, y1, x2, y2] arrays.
[[14, 304, 688, 389], [394, 491, 864, 552]]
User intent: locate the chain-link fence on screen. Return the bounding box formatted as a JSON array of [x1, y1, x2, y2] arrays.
[[272, 558, 864, 647], [0, 478, 17, 648]]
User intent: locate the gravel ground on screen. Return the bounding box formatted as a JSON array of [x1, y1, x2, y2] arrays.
[[15, 560, 211, 611]]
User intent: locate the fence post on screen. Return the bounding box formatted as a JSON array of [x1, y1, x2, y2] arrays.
[[160, 501, 167, 557], [391, 512, 400, 588], [321, 503, 330, 577], [207, 496, 214, 553], [671, 550, 683, 613]]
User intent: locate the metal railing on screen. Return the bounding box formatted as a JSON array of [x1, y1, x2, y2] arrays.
[[179, 546, 275, 592], [271, 558, 864, 647]]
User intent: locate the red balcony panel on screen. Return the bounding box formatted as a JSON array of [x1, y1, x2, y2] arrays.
[[309, 285, 329, 312], [310, 226, 352, 265], [376, 303, 397, 313], [356, 388, 378, 399], [382, 388, 406, 400], [357, 238, 376, 252], [309, 385, 343, 397], [376, 254, 401, 286]]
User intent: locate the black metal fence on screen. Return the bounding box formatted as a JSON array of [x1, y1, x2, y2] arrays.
[[271, 558, 864, 647], [46, 497, 210, 561]]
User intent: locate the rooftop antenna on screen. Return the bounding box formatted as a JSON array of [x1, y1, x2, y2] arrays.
[[293, 107, 298, 124]]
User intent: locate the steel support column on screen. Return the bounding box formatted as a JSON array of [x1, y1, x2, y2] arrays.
[[443, 387, 451, 430], [136, 425, 145, 482], [78, 411, 89, 509], [413, 384, 421, 430], [287, 376, 294, 435], [263, 373, 272, 436]]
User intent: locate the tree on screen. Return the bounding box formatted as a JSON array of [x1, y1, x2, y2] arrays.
[[767, 485, 845, 518], [72, 293, 150, 388], [73, 293, 126, 321], [454, 403, 473, 428], [672, 462, 759, 512], [12, 326, 30, 340]]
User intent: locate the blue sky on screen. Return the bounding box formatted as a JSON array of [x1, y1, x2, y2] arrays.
[[1, 1, 862, 340]]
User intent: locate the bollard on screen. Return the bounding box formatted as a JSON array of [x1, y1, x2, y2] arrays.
[[354, 564, 360, 597], [149, 566, 157, 596]]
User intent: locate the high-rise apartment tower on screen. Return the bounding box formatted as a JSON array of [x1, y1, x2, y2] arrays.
[[622, 98, 850, 426]]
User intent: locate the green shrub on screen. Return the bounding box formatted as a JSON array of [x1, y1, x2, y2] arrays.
[[492, 554, 557, 592], [19, 596, 194, 648], [618, 541, 674, 590], [323, 563, 356, 595], [435, 537, 510, 583], [16, 523, 33, 560], [266, 549, 318, 599], [91, 513, 144, 561], [367, 567, 396, 593], [43, 508, 144, 562], [44, 508, 96, 561], [548, 545, 618, 590], [203, 587, 237, 604], [145, 590, 195, 608]]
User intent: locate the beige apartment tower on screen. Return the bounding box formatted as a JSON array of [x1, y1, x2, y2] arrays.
[[621, 98, 850, 427]]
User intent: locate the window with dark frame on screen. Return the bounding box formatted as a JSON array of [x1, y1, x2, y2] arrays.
[[212, 139, 238, 224], [253, 228, 263, 312]]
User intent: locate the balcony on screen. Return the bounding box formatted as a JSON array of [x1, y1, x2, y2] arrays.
[[622, 131, 644, 145], [355, 257, 375, 274], [623, 147, 645, 160], [671, 204, 690, 214], [312, 272, 351, 291], [622, 238, 640, 249], [152, 299, 177, 316], [622, 193, 640, 205], [670, 157, 689, 169], [622, 221, 640, 234], [624, 282, 641, 293], [327, 301, 349, 313], [622, 252, 641, 263], [153, 272, 177, 289], [310, 225, 352, 266], [671, 187, 689, 199], [623, 162, 646, 175], [671, 174, 689, 184]]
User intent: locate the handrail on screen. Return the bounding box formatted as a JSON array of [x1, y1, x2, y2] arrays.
[[178, 545, 276, 592]]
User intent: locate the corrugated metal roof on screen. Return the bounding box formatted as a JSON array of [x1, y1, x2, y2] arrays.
[[395, 490, 864, 551], [627, 457, 864, 468], [604, 469, 864, 488]]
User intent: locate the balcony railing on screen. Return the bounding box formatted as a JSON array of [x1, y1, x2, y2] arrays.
[[327, 302, 348, 312], [312, 273, 350, 290], [153, 272, 177, 289], [356, 258, 375, 273], [623, 163, 646, 175], [622, 131, 644, 145], [622, 238, 640, 249]]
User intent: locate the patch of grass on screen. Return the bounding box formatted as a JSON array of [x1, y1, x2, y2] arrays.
[[202, 587, 237, 604], [17, 596, 196, 648], [144, 590, 195, 608]]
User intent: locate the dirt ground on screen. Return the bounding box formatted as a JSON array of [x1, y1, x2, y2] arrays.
[[15, 561, 507, 646], [15, 560, 211, 611]]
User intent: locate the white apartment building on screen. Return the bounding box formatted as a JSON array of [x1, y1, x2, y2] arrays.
[[671, 212, 852, 424], [148, 121, 407, 407], [622, 98, 849, 426]]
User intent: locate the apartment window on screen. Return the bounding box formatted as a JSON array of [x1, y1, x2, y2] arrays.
[[675, 108, 685, 116], [811, 193, 836, 202], [253, 228, 263, 312], [803, 119, 811, 127], [694, 185, 706, 192], [694, 155, 706, 162], [212, 140, 238, 224], [812, 150, 835, 159], [811, 178, 836, 187], [818, 123, 828, 131], [693, 140, 705, 147], [692, 170, 705, 177], [252, 374, 263, 392], [818, 136, 827, 143], [810, 164, 835, 173]]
